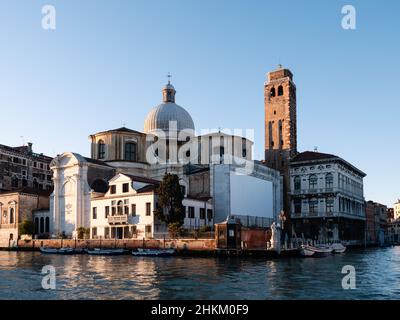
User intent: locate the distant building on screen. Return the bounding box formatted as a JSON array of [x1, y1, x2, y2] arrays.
[[365, 201, 388, 245], [388, 208, 394, 222], [0, 143, 53, 192], [0, 188, 51, 245], [289, 151, 366, 244], [394, 199, 400, 220]]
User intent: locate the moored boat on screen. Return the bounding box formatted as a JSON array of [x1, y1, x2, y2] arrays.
[[299, 244, 332, 257], [299, 245, 315, 257], [331, 243, 346, 254], [40, 247, 75, 255], [132, 248, 176, 257], [86, 248, 126, 256]]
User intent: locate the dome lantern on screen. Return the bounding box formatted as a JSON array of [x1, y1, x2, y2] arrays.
[[144, 80, 195, 135]]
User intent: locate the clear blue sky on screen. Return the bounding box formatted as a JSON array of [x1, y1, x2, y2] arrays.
[[0, 0, 399, 206]]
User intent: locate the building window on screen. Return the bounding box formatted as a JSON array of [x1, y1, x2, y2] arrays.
[[98, 140, 106, 159], [207, 209, 213, 221], [294, 199, 302, 214], [200, 208, 206, 220], [33, 161, 37, 168], [9, 208, 15, 224], [105, 206, 110, 218], [45, 217, 50, 233], [124, 142, 137, 161], [294, 176, 301, 191], [270, 87, 276, 97], [309, 199, 318, 214], [146, 203, 151, 216], [92, 207, 97, 219], [40, 217, 44, 233], [104, 227, 110, 239], [145, 225, 152, 234], [278, 85, 283, 96], [122, 183, 129, 193], [180, 185, 186, 196], [326, 173, 334, 189], [131, 204, 136, 216], [124, 205, 129, 215], [309, 174, 318, 190], [117, 201, 123, 215], [34, 217, 39, 234], [110, 185, 116, 194], [188, 206, 195, 219], [326, 199, 334, 213], [92, 227, 97, 238]]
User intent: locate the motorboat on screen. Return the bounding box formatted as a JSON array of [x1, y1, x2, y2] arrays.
[[331, 243, 346, 254], [40, 247, 75, 255], [299, 244, 332, 257], [86, 248, 126, 256], [132, 248, 176, 257]]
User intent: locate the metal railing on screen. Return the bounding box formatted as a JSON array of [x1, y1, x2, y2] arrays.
[[108, 215, 128, 224]]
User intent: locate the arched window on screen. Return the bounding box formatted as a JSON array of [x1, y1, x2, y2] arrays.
[[270, 87, 276, 97], [294, 176, 301, 191], [98, 140, 106, 159], [9, 208, 14, 224], [34, 217, 39, 234], [45, 217, 50, 233], [40, 217, 44, 233], [309, 174, 318, 190], [117, 201, 123, 215], [326, 173, 334, 189], [124, 142, 137, 161], [278, 85, 284, 96]]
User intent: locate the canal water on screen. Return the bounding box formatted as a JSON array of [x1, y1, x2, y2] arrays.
[[0, 246, 399, 300]]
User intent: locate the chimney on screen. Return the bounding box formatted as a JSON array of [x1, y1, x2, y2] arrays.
[[27, 142, 33, 154]]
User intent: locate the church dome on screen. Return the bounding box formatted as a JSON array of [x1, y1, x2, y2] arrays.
[[144, 82, 195, 134]]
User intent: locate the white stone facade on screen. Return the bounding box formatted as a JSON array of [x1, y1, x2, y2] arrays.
[[394, 200, 400, 220]]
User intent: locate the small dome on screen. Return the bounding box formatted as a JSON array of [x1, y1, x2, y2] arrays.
[[144, 82, 195, 134]]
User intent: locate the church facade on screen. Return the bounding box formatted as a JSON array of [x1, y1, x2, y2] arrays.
[[49, 81, 282, 238]]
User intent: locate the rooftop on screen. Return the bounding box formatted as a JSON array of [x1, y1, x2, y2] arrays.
[[0, 187, 52, 197], [291, 151, 366, 177]]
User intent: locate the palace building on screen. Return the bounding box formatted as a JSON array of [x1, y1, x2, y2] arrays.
[[49, 80, 282, 239], [264, 65, 367, 243], [0, 143, 53, 192]]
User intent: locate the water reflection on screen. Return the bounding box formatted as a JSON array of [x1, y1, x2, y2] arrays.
[[1, 248, 400, 299]]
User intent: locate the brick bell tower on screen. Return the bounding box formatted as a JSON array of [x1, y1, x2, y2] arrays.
[[264, 65, 297, 227]]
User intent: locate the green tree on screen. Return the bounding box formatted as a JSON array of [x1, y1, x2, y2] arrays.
[[76, 227, 90, 239], [19, 219, 34, 235], [155, 173, 185, 226]]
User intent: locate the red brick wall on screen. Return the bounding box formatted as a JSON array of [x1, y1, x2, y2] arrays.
[[241, 228, 270, 249], [16, 238, 216, 251]]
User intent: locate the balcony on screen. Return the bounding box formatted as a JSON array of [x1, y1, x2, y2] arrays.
[[291, 212, 337, 219], [0, 223, 17, 229], [108, 215, 128, 225], [291, 187, 364, 201], [291, 187, 335, 196]]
